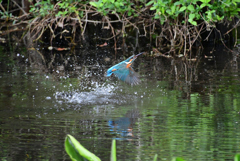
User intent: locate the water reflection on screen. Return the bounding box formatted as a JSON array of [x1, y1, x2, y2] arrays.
[[108, 109, 140, 140]]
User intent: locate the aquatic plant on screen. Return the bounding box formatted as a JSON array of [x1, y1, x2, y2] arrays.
[[65, 134, 240, 161], [65, 134, 101, 161], [65, 134, 162, 161]]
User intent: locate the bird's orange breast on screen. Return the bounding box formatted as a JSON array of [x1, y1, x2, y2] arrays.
[[126, 63, 131, 68], [126, 59, 133, 68]]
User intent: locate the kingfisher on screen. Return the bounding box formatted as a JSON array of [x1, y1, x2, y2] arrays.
[[106, 52, 143, 85]]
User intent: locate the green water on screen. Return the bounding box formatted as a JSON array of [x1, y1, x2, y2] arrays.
[[1, 48, 240, 160]]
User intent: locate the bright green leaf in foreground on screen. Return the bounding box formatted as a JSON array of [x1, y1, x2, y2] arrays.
[[153, 154, 158, 161], [65, 135, 84, 161], [235, 154, 240, 161], [111, 140, 117, 161], [172, 157, 185, 161], [65, 134, 101, 161]]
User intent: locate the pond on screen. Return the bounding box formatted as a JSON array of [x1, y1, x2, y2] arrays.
[[1, 46, 240, 161]]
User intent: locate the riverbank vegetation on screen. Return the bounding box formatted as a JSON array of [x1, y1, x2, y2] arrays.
[[0, 0, 240, 57]]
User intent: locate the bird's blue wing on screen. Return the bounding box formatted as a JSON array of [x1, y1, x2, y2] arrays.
[[124, 68, 140, 85], [113, 65, 140, 85]]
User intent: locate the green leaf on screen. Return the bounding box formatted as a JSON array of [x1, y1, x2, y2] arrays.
[[187, 5, 195, 12], [235, 154, 240, 161], [206, 10, 213, 20], [150, 6, 156, 10], [192, 0, 198, 4], [146, 1, 154, 6], [179, 6, 187, 12], [154, 14, 160, 19], [166, 9, 171, 15], [89, 2, 98, 7], [65, 135, 85, 161], [199, 0, 211, 3], [216, 15, 224, 20], [195, 13, 201, 19], [188, 13, 197, 26], [171, 5, 176, 13], [172, 157, 185, 161], [160, 16, 165, 24], [161, 7, 165, 14], [200, 3, 206, 8], [189, 13, 196, 19], [190, 20, 197, 26], [115, 2, 120, 7], [111, 140, 117, 161], [120, 2, 125, 6], [65, 134, 101, 161], [153, 154, 158, 161], [99, 3, 104, 7], [174, 1, 182, 5]]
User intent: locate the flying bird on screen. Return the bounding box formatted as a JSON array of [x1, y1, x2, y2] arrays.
[[106, 52, 143, 85]]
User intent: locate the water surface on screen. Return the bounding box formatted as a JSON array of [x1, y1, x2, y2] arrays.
[[1, 47, 240, 160]]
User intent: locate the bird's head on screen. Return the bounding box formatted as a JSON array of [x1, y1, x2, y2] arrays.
[[106, 67, 117, 77]]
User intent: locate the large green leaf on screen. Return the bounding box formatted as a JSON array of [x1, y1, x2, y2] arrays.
[[65, 134, 101, 161], [65, 135, 84, 161], [235, 154, 240, 161]]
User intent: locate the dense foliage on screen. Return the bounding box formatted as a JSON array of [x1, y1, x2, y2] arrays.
[[25, 0, 240, 25], [0, 0, 239, 56], [90, 0, 240, 26]]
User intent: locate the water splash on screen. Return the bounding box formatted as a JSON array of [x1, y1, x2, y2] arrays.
[[54, 82, 135, 105]]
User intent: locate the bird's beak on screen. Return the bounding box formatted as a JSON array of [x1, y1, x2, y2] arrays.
[[133, 52, 144, 59], [105, 73, 112, 77], [136, 52, 144, 57]]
